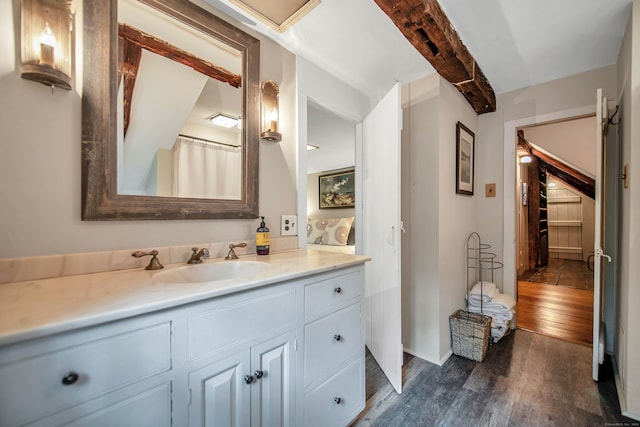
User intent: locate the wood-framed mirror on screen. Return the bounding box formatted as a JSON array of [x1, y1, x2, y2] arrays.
[[82, 0, 260, 220]]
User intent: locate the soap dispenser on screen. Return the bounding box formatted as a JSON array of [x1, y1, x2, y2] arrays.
[[256, 216, 270, 255]]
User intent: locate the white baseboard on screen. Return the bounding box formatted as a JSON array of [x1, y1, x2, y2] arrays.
[[439, 349, 453, 366], [612, 356, 640, 421], [403, 347, 453, 367]]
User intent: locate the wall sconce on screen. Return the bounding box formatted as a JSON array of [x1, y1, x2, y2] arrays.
[[21, 0, 74, 90], [261, 80, 282, 142]]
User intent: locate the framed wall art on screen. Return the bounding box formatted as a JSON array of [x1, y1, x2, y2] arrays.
[[319, 169, 355, 209], [456, 122, 475, 195]]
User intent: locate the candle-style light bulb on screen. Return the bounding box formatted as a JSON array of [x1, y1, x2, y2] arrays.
[[40, 22, 56, 66], [270, 106, 278, 132]]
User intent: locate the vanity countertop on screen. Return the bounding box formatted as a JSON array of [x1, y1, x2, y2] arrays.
[[0, 249, 370, 347]]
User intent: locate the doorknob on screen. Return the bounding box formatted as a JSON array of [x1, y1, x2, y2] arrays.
[[595, 248, 612, 262]]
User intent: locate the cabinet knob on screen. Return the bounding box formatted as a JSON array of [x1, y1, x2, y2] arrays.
[[244, 375, 254, 384], [61, 372, 79, 385], [333, 334, 342, 342], [254, 370, 264, 379], [334, 287, 342, 294], [334, 397, 342, 405]]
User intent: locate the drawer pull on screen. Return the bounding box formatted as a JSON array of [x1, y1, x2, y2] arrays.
[[254, 370, 264, 379], [244, 375, 254, 384], [61, 372, 79, 385], [333, 334, 342, 342], [334, 397, 342, 405], [334, 287, 342, 294]]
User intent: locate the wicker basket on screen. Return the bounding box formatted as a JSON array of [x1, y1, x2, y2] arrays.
[[449, 309, 492, 362]]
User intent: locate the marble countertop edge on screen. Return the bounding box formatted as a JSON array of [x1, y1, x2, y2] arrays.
[[0, 249, 370, 347]]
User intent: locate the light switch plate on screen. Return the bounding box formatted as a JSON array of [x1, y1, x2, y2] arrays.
[[281, 215, 298, 236], [486, 183, 496, 197]]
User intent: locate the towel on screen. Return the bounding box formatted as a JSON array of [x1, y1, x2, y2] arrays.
[[491, 323, 510, 342], [469, 304, 515, 320], [485, 293, 516, 311], [468, 281, 498, 304]]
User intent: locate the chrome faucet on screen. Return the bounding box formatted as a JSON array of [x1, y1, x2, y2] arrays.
[[225, 242, 247, 260], [187, 247, 210, 264]]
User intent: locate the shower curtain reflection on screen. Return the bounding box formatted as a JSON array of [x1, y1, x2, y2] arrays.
[[171, 136, 242, 199]]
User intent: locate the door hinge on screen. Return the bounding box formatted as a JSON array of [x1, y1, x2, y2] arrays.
[[294, 339, 298, 351], [188, 388, 192, 405]]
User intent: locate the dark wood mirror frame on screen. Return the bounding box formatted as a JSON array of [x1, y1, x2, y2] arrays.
[[82, 0, 260, 220]]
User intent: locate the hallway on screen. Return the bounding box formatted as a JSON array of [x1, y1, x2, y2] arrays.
[[352, 330, 631, 426], [516, 259, 594, 346]]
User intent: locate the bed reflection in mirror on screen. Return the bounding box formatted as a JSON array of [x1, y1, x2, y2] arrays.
[[117, 0, 243, 200]]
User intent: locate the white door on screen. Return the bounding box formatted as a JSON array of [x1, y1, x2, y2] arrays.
[[593, 88, 612, 381], [362, 83, 403, 393]]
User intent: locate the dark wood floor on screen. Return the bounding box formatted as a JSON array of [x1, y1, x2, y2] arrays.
[[518, 258, 594, 290], [516, 280, 593, 346], [351, 330, 632, 427]]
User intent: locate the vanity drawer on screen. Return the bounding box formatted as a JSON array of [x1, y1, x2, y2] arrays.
[[304, 358, 364, 427], [0, 322, 171, 427], [304, 271, 361, 317], [189, 289, 296, 360], [304, 303, 362, 387]]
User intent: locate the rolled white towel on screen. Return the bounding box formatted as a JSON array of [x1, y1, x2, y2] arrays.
[[486, 293, 516, 311], [468, 281, 498, 303], [469, 305, 515, 320], [490, 316, 511, 328]]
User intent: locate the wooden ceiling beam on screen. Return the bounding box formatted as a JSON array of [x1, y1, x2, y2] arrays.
[[518, 130, 595, 199], [118, 37, 142, 138], [373, 0, 496, 114], [118, 23, 242, 88]]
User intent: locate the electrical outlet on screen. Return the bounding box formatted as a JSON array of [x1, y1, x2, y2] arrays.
[[281, 215, 298, 236]]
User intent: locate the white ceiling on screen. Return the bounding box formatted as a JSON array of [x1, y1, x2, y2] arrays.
[[208, 0, 632, 98], [202, 0, 632, 173]]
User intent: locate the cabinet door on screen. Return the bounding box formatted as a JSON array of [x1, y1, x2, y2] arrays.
[[250, 332, 295, 427], [189, 352, 251, 427]]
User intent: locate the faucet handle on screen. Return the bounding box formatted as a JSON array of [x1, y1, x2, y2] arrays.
[[225, 242, 247, 260], [132, 250, 164, 270]]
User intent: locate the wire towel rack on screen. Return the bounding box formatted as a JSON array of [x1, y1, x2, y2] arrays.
[[465, 232, 503, 312]]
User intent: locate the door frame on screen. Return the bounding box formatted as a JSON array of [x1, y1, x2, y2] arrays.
[[502, 105, 596, 299]]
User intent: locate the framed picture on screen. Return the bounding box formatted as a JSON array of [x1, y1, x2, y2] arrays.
[[456, 122, 475, 195], [319, 169, 355, 209]]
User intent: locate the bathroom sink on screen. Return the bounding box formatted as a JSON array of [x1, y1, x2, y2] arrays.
[[153, 261, 270, 284]]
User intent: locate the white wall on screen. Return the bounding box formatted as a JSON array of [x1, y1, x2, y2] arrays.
[[616, 0, 640, 419], [436, 79, 479, 359], [0, 0, 297, 259], [401, 74, 441, 363], [524, 116, 597, 177], [476, 65, 618, 297], [400, 74, 478, 364]]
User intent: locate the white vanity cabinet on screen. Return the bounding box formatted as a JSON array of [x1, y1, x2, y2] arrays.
[[185, 286, 297, 427], [302, 270, 365, 427], [0, 313, 173, 427], [0, 260, 366, 427], [188, 332, 295, 427]]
